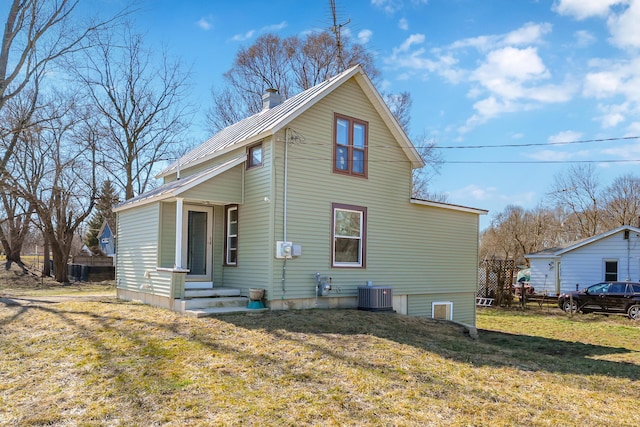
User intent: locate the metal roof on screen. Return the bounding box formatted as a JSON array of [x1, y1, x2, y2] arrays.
[[114, 155, 246, 212], [157, 64, 424, 178]]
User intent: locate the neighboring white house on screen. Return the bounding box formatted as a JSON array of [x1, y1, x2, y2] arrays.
[[526, 225, 640, 295]]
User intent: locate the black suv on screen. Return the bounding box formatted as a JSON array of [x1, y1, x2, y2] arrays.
[[558, 281, 640, 319]]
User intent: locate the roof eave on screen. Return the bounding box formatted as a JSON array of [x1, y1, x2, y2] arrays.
[[410, 198, 488, 215]]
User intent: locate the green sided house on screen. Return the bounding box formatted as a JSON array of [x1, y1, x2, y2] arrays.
[[113, 65, 487, 326]]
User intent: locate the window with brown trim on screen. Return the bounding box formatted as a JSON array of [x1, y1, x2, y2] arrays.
[[332, 203, 367, 268], [247, 143, 263, 169], [224, 205, 238, 266], [334, 113, 368, 177]]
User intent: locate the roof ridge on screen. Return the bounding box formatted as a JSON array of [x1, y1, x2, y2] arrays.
[[157, 65, 362, 178]]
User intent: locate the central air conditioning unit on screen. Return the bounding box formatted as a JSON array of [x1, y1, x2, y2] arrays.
[[357, 286, 393, 312]]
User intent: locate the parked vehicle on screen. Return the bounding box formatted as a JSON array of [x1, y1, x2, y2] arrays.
[[558, 282, 640, 319]]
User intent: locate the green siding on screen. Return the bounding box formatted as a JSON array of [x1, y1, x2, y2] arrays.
[[221, 140, 273, 292], [159, 201, 176, 268], [180, 164, 244, 204], [263, 77, 480, 324], [116, 203, 163, 292], [116, 74, 481, 326], [407, 292, 476, 325]]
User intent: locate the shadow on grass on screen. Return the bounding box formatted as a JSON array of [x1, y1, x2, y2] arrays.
[[219, 308, 640, 381], [2, 300, 639, 386]]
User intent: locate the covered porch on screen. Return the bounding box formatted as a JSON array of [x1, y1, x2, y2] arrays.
[[115, 155, 267, 314]]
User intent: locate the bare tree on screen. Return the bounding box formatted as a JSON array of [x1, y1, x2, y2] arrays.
[[0, 0, 127, 173], [73, 24, 192, 200], [33, 97, 98, 282], [206, 31, 379, 133], [548, 164, 602, 239], [602, 174, 640, 229], [480, 204, 564, 267], [410, 135, 445, 201]]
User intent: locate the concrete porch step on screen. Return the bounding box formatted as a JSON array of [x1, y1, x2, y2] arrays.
[[184, 287, 242, 298], [182, 296, 249, 310], [185, 306, 269, 318]]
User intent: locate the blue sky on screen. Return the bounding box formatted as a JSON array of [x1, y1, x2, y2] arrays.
[[99, 0, 640, 229]]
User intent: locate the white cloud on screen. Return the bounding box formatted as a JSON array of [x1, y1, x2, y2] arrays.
[[454, 184, 498, 201], [597, 102, 630, 128], [358, 29, 373, 44], [372, 0, 427, 14], [371, 0, 403, 13], [607, 0, 640, 49], [197, 17, 212, 31], [584, 58, 640, 102], [583, 70, 622, 98], [395, 33, 425, 52], [627, 121, 640, 134], [552, 0, 627, 20], [398, 18, 409, 30], [231, 30, 255, 42], [473, 47, 548, 87], [574, 30, 596, 47], [262, 21, 288, 32], [230, 21, 287, 42], [503, 22, 552, 46], [548, 130, 583, 143], [449, 22, 550, 52], [601, 141, 640, 159], [528, 149, 581, 161]]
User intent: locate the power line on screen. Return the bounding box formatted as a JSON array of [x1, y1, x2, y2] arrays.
[[445, 159, 640, 164], [436, 135, 640, 149], [295, 135, 640, 150], [283, 157, 640, 165]]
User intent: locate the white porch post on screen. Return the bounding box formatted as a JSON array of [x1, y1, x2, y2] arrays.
[[175, 197, 184, 269]]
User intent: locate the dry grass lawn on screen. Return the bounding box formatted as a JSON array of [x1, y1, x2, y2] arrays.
[[1, 264, 639, 426]]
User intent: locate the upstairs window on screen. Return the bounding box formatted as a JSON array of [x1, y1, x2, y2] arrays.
[[334, 114, 368, 177], [247, 143, 263, 169]]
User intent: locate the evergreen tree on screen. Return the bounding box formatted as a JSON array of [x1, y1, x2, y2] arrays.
[[85, 180, 120, 250]]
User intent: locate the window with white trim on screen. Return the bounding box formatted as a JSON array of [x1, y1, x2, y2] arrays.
[[225, 205, 238, 266], [332, 203, 366, 267], [604, 260, 618, 281], [247, 143, 263, 169]]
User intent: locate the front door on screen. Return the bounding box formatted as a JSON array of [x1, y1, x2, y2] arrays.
[[182, 205, 213, 289]]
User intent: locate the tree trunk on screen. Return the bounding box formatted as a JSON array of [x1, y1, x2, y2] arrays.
[[51, 243, 70, 283], [42, 236, 51, 277]]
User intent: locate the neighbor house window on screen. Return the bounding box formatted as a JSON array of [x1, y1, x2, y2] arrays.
[[604, 260, 618, 281], [247, 143, 263, 169], [225, 205, 238, 266], [334, 113, 368, 177], [332, 203, 366, 267]]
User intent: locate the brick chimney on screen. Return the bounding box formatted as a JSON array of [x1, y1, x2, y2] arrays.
[[262, 88, 283, 110]]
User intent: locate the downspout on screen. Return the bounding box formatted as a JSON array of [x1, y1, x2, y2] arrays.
[[627, 231, 631, 281], [281, 128, 290, 298], [284, 128, 289, 242]]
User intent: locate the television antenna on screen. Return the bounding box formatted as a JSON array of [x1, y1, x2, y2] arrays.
[[329, 0, 350, 71]]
